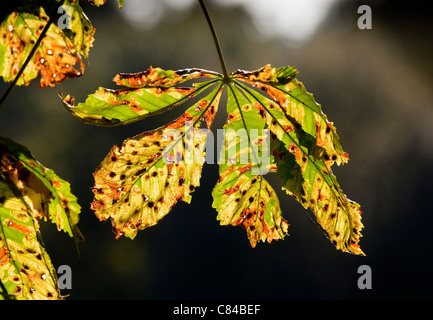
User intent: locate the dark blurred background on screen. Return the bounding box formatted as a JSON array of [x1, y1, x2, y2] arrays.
[[0, 0, 432, 299]]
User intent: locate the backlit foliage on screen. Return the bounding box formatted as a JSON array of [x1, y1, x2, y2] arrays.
[[62, 65, 364, 255], [0, 0, 365, 300]]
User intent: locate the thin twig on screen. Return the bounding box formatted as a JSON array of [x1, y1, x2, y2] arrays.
[[198, 0, 229, 82]]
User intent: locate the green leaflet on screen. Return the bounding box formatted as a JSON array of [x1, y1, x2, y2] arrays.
[[67, 64, 363, 255], [234, 65, 349, 166], [91, 84, 223, 239], [0, 137, 83, 299], [60, 67, 220, 126], [212, 84, 289, 247], [272, 139, 363, 255], [0, 137, 82, 241], [0, 179, 61, 300], [0, 1, 95, 87]]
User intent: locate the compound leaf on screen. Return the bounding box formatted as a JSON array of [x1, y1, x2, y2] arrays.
[[67, 63, 363, 255], [0, 137, 83, 299], [0, 0, 95, 87], [0, 138, 82, 240]]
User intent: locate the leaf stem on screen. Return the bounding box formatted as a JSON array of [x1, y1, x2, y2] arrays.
[[0, 14, 54, 112], [198, 0, 229, 82]]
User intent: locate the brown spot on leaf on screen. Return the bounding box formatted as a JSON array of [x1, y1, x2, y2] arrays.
[[223, 184, 239, 196], [178, 177, 185, 186], [28, 160, 37, 167], [51, 180, 62, 188], [0, 246, 11, 267], [14, 286, 22, 296], [5, 219, 34, 235], [283, 125, 294, 132]]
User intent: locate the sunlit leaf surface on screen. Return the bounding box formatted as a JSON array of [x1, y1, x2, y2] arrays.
[[64, 64, 364, 255], [61, 67, 219, 126], [0, 137, 82, 299], [0, 1, 95, 87], [91, 81, 222, 239]]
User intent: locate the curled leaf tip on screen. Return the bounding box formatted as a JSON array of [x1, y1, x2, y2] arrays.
[[63, 94, 76, 107]]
